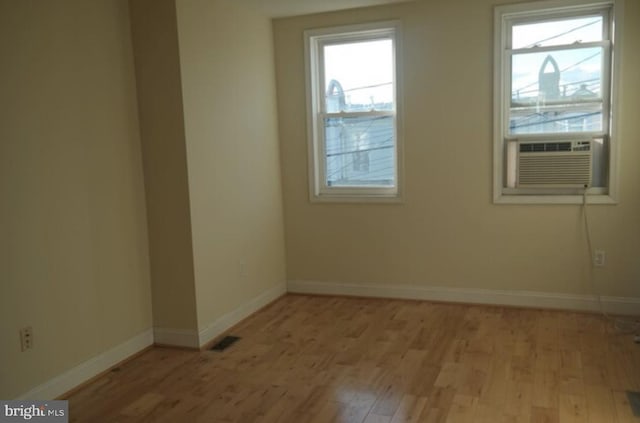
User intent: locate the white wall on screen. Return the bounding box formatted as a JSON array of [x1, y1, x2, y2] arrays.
[[0, 0, 152, 399]]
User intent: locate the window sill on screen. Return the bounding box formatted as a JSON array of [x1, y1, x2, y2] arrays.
[[493, 193, 617, 205], [310, 193, 404, 204]]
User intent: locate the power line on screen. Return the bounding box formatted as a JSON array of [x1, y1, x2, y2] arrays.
[[513, 77, 600, 97], [327, 148, 395, 178], [511, 110, 600, 129], [326, 137, 394, 180], [328, 165, 395, 183], [559, 50, 601, 73], [326, 144, 394, 158], [324, 115, 392, 155], [341, 82, 392, 93], [522, 19, 601, 48], [512, 50, 601, 94], [325, 132, 394, 152]]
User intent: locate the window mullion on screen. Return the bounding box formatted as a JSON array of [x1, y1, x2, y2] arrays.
[[317, 40, 327, 115], [510, 40, 608, 55], [321, 111, 395, 119]]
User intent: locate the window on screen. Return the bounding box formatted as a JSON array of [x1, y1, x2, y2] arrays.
[[305, 22, 402, 202], [494, 0, 620, 204]]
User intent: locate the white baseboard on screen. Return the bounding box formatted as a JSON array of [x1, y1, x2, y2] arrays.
[[287, 280, 640, 315], [17, 329, 154, 400], [15, 284, 287, 400], [152, 283, 287, 348], [153, 327, 200, 349], [198, 283, 286, 348]]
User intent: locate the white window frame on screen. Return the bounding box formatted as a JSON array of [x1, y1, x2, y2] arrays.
[[493, 0, 623, 205], [305, 21, 403, 203]]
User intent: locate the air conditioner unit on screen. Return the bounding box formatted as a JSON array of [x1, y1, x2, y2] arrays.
[[516, 140, 592, 188]]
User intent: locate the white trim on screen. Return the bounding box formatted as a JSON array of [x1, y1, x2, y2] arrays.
[[493, 3, 506, 203], [493, 0, 621, 205], [305, 20, 403, 203], [495, 0, 613, 18], [494, 193, 617, 204], [153, 327, 199, 349], [17, 329, 154, 400], [607, 0, 623, 203], [309, 194, 404, 204], [153, 284, 287, 348], [197, 283, 286, 348], [288, 280, 640, 315]]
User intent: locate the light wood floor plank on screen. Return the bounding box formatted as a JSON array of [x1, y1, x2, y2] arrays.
[[64, 295, 640, 422]]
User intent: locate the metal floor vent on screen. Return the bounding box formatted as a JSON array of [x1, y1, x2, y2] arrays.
[[627, 391, 640, 417], [210, 335, 240, 351]]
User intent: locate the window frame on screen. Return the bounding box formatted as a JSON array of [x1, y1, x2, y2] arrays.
[[304, 21, 403, 203], [493, 0, 622, 205]]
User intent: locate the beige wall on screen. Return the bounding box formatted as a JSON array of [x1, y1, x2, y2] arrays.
[[175, 0, 287, 329], [129, 0, 198, 332], [2, 0, 635, 401], [0, 0, 152, 398], [274, 0, 640, 297]]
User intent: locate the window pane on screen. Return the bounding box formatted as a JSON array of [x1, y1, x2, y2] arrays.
[[324, 39, 393, 113], [512, 16, 603, 49], [510, 47, 603, 134], [324, 115, 395, 187]]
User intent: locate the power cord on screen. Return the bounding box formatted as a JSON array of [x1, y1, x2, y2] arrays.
[[582, 191, 640, 336]]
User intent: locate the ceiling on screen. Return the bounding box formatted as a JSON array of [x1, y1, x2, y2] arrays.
[[240, 0, 414, 18]]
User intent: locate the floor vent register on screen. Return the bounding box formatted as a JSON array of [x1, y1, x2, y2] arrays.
[[210, 335, 240, 351], [627, 391, 640, 417]]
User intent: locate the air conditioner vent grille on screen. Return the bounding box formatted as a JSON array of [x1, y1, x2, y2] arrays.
[[520, 142, 571, 152], [516, 140, 593, 188], [519, 140, 591, 153]]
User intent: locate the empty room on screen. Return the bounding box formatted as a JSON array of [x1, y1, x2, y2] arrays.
[[1, 0, 639, 421]]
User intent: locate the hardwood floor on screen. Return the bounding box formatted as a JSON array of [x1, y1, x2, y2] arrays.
[[66, 294, 640, 422]]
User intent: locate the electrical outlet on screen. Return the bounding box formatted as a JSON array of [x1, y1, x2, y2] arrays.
[[20, 327, 33, 351], [594, 250, 606, 267]]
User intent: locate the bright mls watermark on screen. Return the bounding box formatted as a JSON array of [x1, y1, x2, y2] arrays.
[[0, 401, 67, 423]]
